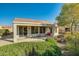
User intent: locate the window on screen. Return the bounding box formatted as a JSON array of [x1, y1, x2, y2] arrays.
[[19, 26, 23, 35], [40, 27, 45, 33], [24, 27, 27, 35], [50, 27, 52, 33], [31, 26, 38, 34], [65, 28, 70, 32]]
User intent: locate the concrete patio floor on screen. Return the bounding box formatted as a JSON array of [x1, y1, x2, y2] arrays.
[[0, 37, 46, 46]]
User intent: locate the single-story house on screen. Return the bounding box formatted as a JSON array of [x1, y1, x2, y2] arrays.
[[13, 18, 54, 42]]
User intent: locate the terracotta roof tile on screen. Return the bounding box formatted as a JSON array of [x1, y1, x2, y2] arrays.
[[13, 18, 50, 24]]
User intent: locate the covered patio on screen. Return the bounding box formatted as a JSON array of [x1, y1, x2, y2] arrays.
[[13, 18, 53, 42]]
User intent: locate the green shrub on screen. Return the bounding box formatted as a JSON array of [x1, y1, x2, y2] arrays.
[[65, 33, 79, 55], [2, 29, 10, 36], [0, 39, 61, 56], [42, 45, 61, 56], [46, 38, 56, 45], [0, 29, 10, 37], [0, 29, 5, 36]]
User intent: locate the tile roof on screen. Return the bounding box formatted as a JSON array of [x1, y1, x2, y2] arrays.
[[13, 18, 50, 24]]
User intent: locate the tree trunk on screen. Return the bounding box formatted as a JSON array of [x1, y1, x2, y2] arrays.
[[74, 24, 77, 52], [70, 19, 74, 35]]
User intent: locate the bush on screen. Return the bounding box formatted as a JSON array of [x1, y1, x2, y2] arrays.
[[0, 29, 10, 37], [0, 39, 61, 56], [0, 29, 5, 36], [65, 32, 79, 55], [2, 29, 10, 36]]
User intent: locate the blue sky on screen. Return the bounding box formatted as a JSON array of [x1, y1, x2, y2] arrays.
[[0, 3, 63, 26]]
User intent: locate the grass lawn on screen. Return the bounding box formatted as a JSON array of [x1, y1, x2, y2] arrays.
[[0, 38, 62, 56]]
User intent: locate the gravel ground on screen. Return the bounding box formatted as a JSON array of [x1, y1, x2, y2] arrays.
[[0, 39, 13, 46], [57, 42, 73, 56]]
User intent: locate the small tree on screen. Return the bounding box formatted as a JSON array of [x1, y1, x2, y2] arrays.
[[56, 4, 79, 34], [2, 29, 10, 37], [0, 29, 5, 36], [56, 3, 79, 55]]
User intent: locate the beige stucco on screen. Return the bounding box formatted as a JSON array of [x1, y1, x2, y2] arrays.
[[13, 25, 52, 42]]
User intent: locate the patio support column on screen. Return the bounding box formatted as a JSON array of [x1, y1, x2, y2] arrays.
[[17, 26, 19, 37], [13, 24, 17, 42], [52, 27, 54, 36], [27, 26, 31, 37], [38, 27, 40, 35], [57, 27, 59, 35], [23, 26, 24, 36], [46, 27, 50, 33]]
